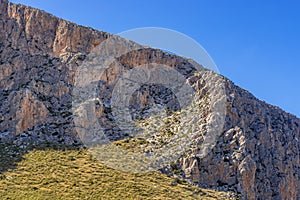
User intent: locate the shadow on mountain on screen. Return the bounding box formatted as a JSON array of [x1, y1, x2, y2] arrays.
[[0, 142, 81, 174]]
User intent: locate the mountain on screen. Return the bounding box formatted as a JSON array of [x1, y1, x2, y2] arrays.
[[0, 0, 299, 199]]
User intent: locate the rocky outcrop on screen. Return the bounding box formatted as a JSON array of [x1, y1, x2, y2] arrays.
[[14, 89, 48, 134], [179, 81, 300, 199], [0, 0, 110, 57], [237, 156, 256, 200], [0, 1, 299, 199]]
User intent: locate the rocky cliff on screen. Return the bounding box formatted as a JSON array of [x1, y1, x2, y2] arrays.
[[0, 0, 299, 199]]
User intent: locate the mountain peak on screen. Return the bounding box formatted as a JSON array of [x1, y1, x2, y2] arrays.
[[1, 1, 111, 57], [1, 1, 300, 199]]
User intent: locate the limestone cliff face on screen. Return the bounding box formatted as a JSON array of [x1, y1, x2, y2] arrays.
[[0, 0, 110, 57], [1, 0, 300, 199], [185, 80, 300, 199]]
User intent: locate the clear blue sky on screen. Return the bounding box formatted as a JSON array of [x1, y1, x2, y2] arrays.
[[10, 0, 300, 117]]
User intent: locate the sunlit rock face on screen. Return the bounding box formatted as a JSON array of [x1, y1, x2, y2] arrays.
[[1, 1, 300, 199]]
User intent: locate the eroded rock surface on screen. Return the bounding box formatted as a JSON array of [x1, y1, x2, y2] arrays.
[[0, 0, 299, 199]]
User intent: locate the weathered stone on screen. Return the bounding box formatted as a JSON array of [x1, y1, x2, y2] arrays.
[[0, 1, 300, 199], [237, 156, 256, 200], [15, 89, 48, 134]]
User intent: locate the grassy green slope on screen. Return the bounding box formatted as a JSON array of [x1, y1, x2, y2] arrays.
[[0, 144, 235, 200]]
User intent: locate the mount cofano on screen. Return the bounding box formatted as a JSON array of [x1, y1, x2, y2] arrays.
[[0, 0, 299, 199]]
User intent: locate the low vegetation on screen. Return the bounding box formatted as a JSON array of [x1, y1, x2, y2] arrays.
[[0, 143, 235, 199]]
